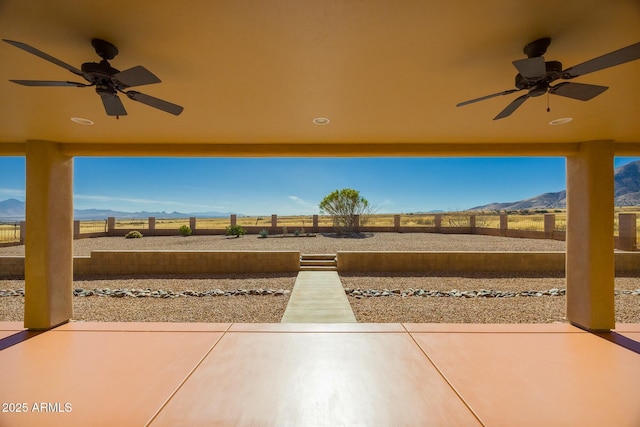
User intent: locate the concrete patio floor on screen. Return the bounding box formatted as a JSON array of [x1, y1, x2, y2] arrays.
[[1, 321, 639, 426]]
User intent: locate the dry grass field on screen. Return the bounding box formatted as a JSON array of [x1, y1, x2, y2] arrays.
[[95, 209, 640, 237], [99, 211, 555, 231]]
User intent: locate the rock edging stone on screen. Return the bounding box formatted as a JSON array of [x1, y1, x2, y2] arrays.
[[344, 288, 640, 299]]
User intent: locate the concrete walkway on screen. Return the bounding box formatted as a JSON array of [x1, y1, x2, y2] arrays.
[[281, 271, 357, 323]]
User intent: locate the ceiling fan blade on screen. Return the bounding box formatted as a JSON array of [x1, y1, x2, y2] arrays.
[[493, 94, 530, 120], [114, 65, 161, 88], [562, 41, 640, 78], [9, 79, 89, 87], [125, 91, 184, 115], [2, 39, 84, 77], [456, 89, 523, 107], [512, 57, 546, 78], [550, 82, 608, 101], [100, 94, 128, 116]]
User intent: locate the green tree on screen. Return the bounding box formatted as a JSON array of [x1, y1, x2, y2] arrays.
[[319, 188, 372, 232]]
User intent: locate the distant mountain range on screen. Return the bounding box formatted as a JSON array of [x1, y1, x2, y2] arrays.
[[2, 160, 640, 219], [0, 199, 238, 221], [471, 160, 640, 211]]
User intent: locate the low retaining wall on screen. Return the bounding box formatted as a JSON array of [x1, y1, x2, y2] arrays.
[[0, 251, 300, 277], [1, 251, 639, 277], [614, 252, 640, 274], [337, 251, 640, 274], [337, 251, 565, 273], [73, 251, 301, 275], [0, 256, 24, 277]]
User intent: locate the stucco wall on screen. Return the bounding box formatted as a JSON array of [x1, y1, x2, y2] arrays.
[[0, 256, 24, 277], [337, 251, 640, 274], [337, 251, 566, 273], [73, 250, 300, 275], [1, 250, 639, 277]]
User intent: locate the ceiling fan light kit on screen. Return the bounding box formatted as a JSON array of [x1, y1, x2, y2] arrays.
[[2, 38, 184, 118], [456, 37, 640, 120]]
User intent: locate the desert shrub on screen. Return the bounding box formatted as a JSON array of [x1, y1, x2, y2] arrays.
[[179, 225, 192, 236], [259, 229, 268, 238], [125, 230, 143, 239], [226, 224, 246, 238], [294, 230, 300, 236], [319, 188, 375, 232]]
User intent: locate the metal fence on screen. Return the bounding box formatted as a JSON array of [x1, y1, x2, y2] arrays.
[[114, 218, 148, 229], [155, 218, 190, 229], [475, 215, 500, 229], [0, 222, 21, 243], [399, 214, 436, 227], [508, 214, 545, 232], [1, 213, 637, 249], [79, 220, 108, 234]]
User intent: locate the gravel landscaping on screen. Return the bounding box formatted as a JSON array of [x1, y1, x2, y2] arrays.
[[0, 232, 567, 256], [340, 273, 640, 323], [1, 233, 638, 323]]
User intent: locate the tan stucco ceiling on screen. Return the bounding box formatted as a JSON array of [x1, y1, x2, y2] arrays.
[[0, 0, 639, 153]]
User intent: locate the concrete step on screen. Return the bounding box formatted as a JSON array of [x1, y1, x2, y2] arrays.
[[299, 266, 338, 272], [300, 260, 336, 267], [300, 253, 337, 271], [301, 254, 337, 261]]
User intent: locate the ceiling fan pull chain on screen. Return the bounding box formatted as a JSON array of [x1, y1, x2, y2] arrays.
[[547, 92, 550, 112]]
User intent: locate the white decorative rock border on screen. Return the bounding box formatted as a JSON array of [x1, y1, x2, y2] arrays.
[[344, 288, 640, 298]]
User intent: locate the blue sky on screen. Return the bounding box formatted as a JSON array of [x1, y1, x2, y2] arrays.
[[1, 156, 639, 215]]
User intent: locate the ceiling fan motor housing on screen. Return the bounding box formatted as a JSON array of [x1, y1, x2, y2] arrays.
[[95, 83, 115, 95], [515, 60, 563, 90], [81, 61, 121, 83]]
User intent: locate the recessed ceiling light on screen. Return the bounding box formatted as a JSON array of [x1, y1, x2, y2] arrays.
[[549, 117, 572, 126], [70, 117, 94, 125], [312, 117, 330, 125]]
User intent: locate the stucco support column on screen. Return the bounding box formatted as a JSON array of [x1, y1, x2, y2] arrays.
[[25, 141, 74, 330], [566, 141, 614, 331]]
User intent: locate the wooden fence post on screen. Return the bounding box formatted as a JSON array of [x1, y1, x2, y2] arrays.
[[312, 215, 319, 233], [434, 214, 442, 233], [190, 217, 196, 232]]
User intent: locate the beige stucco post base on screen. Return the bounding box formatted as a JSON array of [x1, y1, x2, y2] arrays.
[[24, 141, 74, 330], [566, 141, 615, 331]]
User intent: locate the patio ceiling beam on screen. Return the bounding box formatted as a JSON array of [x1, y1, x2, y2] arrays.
[[0, 143, 26, 155], [60, 142, 582, 157], [7, 141, 640, 157]]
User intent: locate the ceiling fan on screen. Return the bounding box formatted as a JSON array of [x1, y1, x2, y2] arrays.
[[456, 38, 640, 120], [2, 38, 183, 117]]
